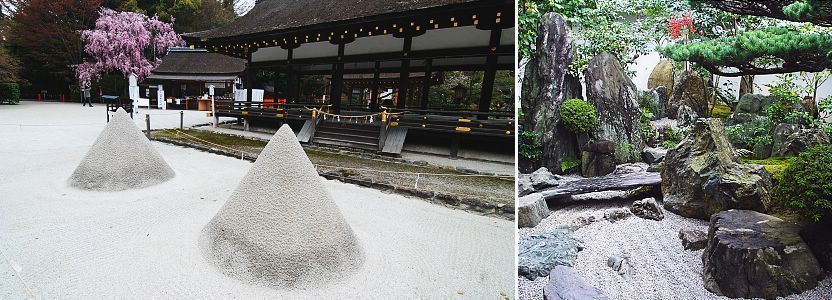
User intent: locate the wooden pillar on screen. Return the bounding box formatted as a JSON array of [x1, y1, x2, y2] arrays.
[[246, 48, 253, 103], [286, 48, 295, 102], [420, 58, 432, 111], [370, 61, 380, 112], [330, 43, 345, 114], [397, 36, 412, 109], [478, 29, 501, 120]]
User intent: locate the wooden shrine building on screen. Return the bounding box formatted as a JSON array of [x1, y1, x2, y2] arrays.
[[144, 48, 246, 110], [183, 0, 514, 157]]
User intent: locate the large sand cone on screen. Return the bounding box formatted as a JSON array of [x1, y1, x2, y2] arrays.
[[68, 108, 175, 191], [200, 124, 364, 289]]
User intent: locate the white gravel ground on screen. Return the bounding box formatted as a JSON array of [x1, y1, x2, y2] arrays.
[[518, 200, 832, 300], [0, 103, 514, 299]]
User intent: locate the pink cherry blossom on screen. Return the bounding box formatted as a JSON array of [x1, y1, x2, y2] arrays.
[[74, 8, 184, 87]]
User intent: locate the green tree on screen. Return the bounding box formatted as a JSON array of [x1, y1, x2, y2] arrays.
[[661, 0, 832, 76]]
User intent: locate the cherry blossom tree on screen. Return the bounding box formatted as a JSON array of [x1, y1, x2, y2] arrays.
[[75, 8, 184, 87]]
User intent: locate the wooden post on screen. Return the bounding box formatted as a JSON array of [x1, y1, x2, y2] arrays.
[[179, 111, 183, 129], [145, 114, 151, 138], [450, 134, 460, 159], [370, 61, 380, 112], [378, 110, 388, 152], [286, 48, 295, 102], [330, 42, 345, 114], [420, 58, 432, 111], [478, 29, 502, 120], [397, 36, 412, 109]]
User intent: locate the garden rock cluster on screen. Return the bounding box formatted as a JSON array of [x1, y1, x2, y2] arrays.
[[581, 140, 616, 177], [702, 210, 822, 298], [518, 229, 583, 280], [199, 125, 364, 289], [662, 119, 773, 220], [68, 108, 175, 191]]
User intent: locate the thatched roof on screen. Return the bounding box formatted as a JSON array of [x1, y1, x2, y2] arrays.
[[184, 0, 479, 40]]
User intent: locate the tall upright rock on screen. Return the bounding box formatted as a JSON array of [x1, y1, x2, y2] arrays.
[[68, 108, 175, 191], [668, 70, 708, 119], [662, 119, 773, 220], [521, 13, 582, 174], [583, 53, 644, 162], [200, 125, 364, 288]]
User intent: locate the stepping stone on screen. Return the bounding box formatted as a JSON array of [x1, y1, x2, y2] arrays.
[[518, 193, 550, 228], [544, 266, 609, 300]]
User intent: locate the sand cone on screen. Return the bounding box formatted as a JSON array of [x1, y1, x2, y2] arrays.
[[68, 108, 175, 191], [200, 124, 364, 289]]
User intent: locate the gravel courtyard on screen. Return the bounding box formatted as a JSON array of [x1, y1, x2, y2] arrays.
[[0, 102, 514, 299]]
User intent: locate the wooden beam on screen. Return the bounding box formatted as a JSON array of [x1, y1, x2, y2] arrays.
[[397, 36, 412, 109], [477, 29, 501, 120]]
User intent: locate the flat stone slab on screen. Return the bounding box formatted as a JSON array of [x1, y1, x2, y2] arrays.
[[544, 266, 609, 300], [539, 172, 661, 201]]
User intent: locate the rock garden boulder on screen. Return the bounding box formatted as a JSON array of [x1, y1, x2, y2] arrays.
[[543, 266, 609, 300], [669, 71, 708, 119], [584, 53, 644, 161], [735, 93, 777, 115], [518, 174, 535, 196], [676, 105, 698, 127], [518, 229, 582, 280], [530, 167, 561, 189], [771, 123, 800, 156], [647, 59, 674, 95], [612, 163, 649, 175], [724, 112, 765, 127], [702, 210, 822, 298], [678, 229, 707, 251], [603, 208, 631, 222], [521, 13, 582, 174], [607, 255, 635, 280], [631, 197, 664, 220], [581, 140, 616, 177], [773, 128, 830, 157], [661, 119, 773, 220], [640, 87, 668, 120], [518, 193, 551, 228], [642, 147, 667, 164]]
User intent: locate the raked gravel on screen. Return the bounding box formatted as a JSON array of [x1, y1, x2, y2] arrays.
[[518, 200, 832, 300], [67, 108, 175, 191], [200, 125, 364, 289], [0, 103, 514, 299]]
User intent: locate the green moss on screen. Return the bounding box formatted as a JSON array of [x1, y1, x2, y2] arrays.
[[741, 156, 796, 182], [709, 103, 732, 120], [153, 130, 267, 148]]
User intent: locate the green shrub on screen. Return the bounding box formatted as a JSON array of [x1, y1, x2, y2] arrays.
[[561, 159, 581, 173], [741, 156, 796, 182], [774, 145, 832, 222], [0, 82, 20, 104], [614, 142, 639, 163], [559, 99, 597, 133], [519, 130, 543, 160], [725, 119, 772, 151]]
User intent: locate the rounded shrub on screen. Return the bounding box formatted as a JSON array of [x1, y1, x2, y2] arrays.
[[0, 83, 20, 104], [559, 99, 597, 133], [774, 145, 832, 222]]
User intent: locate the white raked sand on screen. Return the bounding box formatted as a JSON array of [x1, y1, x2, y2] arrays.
[[68, 108, 175, 191], [0, 102, 514, 299], [518, 200, 832, 300]]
